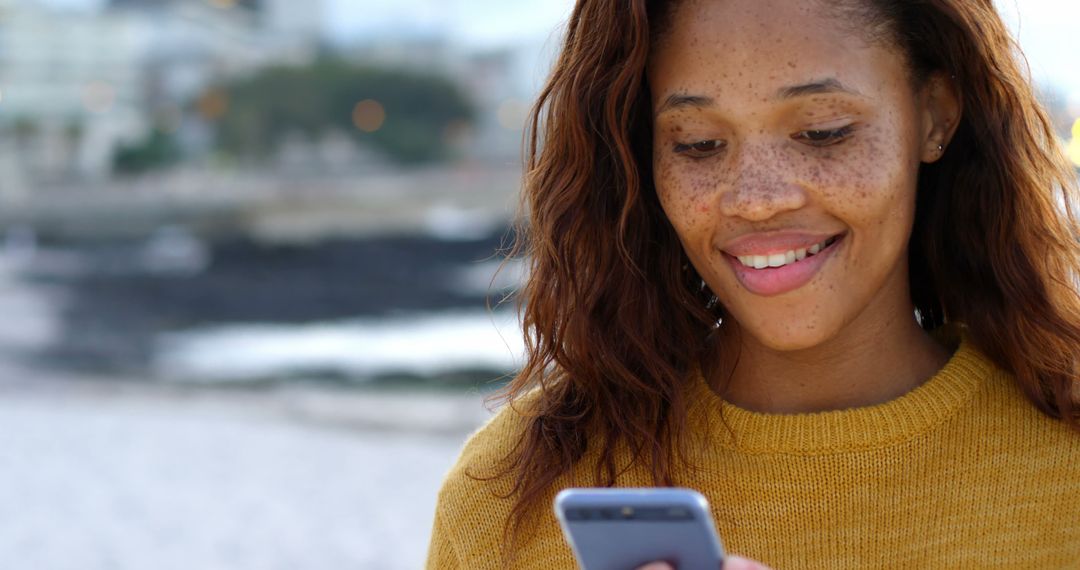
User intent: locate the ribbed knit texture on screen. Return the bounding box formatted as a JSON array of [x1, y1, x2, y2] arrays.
[[427, 337, 1080, 569]]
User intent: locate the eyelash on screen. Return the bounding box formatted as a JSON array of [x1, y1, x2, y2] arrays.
[[672, 140, 727, 158], [794, 124, 856, 146], [672, 125, 856, 159]]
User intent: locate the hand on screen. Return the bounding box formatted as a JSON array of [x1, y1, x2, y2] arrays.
[[636, 555, 774, 570]]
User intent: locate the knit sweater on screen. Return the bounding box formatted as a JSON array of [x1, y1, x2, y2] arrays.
[[426, 336, 1080, 569]]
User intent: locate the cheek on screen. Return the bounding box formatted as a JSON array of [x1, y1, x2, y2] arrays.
[[653, 155, 723, 231], [801, 123, 915, 223]]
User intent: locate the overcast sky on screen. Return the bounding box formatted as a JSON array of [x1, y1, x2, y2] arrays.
[[37, 0, 1080, 105]]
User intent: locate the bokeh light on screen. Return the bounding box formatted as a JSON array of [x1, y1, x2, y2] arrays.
[[197, 89, 229, 121], [352, 99, 386, 133]]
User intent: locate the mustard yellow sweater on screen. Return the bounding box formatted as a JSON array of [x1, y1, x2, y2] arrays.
[[427, 337, 1080, 568]]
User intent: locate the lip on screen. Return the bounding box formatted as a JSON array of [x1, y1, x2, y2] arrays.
[[721, 231, 840, 257], [723, 233, 845, 297]]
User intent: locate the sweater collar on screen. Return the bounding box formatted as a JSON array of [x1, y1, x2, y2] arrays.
[[686, 330, 1002, 454]]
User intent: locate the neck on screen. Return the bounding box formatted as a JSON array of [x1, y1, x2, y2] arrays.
[[712, 302, 951, 415]]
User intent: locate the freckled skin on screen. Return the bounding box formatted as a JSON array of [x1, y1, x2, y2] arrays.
[[647, 0, 961, 413]]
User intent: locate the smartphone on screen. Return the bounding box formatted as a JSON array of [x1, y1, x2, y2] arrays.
[[553, 487, 725, 570]]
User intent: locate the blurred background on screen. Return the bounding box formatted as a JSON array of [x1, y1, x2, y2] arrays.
[[0, 0, 1076, 568]]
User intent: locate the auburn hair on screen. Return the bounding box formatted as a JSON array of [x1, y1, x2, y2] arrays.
[[481, 0, 1080, 554]]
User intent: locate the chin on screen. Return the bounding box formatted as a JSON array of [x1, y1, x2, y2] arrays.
[[731, 316, 838, 353]]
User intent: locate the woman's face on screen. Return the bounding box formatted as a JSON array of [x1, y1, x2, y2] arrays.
[[649, 0, 950, 351]]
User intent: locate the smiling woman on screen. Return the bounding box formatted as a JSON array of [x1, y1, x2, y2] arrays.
[[647, 0, 962, 408], [426, 0, 1080, 568]]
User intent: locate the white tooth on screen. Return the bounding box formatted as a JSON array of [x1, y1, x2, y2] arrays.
[[752, 255, 768, 269], [809, 243, 821, 255], [785, 250, 796, 264], [795, 248, 807, 260], [738, 256, 751, 267], [767, 253, 786, 267]]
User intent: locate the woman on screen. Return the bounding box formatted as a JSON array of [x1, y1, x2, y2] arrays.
[[427, 0, 1080, 568]]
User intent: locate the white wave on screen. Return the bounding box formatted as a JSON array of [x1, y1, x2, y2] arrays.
[[153, 310, 525, 383]]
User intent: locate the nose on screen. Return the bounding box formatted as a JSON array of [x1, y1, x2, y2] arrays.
[[718, 145, 807, 221]]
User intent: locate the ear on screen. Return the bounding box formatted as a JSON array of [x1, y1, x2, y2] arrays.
[[919, 71, 962, 164]]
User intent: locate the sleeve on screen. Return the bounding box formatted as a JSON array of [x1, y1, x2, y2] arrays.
[[425, 505, 462, 569]]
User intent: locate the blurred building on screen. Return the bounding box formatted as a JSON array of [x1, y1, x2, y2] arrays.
[[0, 0, 143, 190], [0, 0, 323, 187]]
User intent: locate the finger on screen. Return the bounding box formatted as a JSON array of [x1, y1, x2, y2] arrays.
[[723, 555, 774, 570], [636, 563, 675, 570]]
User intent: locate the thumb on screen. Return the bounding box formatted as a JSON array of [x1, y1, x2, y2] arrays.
[[723, 555, 773, 570]]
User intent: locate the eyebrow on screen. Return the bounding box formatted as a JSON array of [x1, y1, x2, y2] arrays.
[[777, 78, 863, 99], [656, 94, 714, 116], [655, 78, 864, 117]]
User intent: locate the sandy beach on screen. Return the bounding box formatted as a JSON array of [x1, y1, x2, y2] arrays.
[[0, 378, 491, 570]]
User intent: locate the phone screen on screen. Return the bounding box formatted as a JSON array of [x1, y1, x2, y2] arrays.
[[554, 488, 725, 570]]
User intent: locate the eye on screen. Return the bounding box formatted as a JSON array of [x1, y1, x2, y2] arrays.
[[793, 125, 855, 147], [673, 139, 727, 159]]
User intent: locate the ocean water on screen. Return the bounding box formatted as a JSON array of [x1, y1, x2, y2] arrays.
[[10, 228, 525, 385]]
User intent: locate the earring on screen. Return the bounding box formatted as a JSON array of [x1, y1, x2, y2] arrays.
[[937, 144, 944, 153]]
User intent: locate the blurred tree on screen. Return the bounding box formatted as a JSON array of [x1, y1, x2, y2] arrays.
[[113, 127, 182, 175], [64, 120, 84, 147], [12, 117, 40, 144], [211, 60, 476, 164]]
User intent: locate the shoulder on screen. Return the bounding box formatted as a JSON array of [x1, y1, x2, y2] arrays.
[[916, 333, 1080, 509], [967, 346, 1080, 483], [429, 391, 541, 567], [972, 369, 1080, 543], [946, 328, 1078, 447], [969, 342, 1078, 439], [435, 391, 540, 518], [445, 390, 539, 486]]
